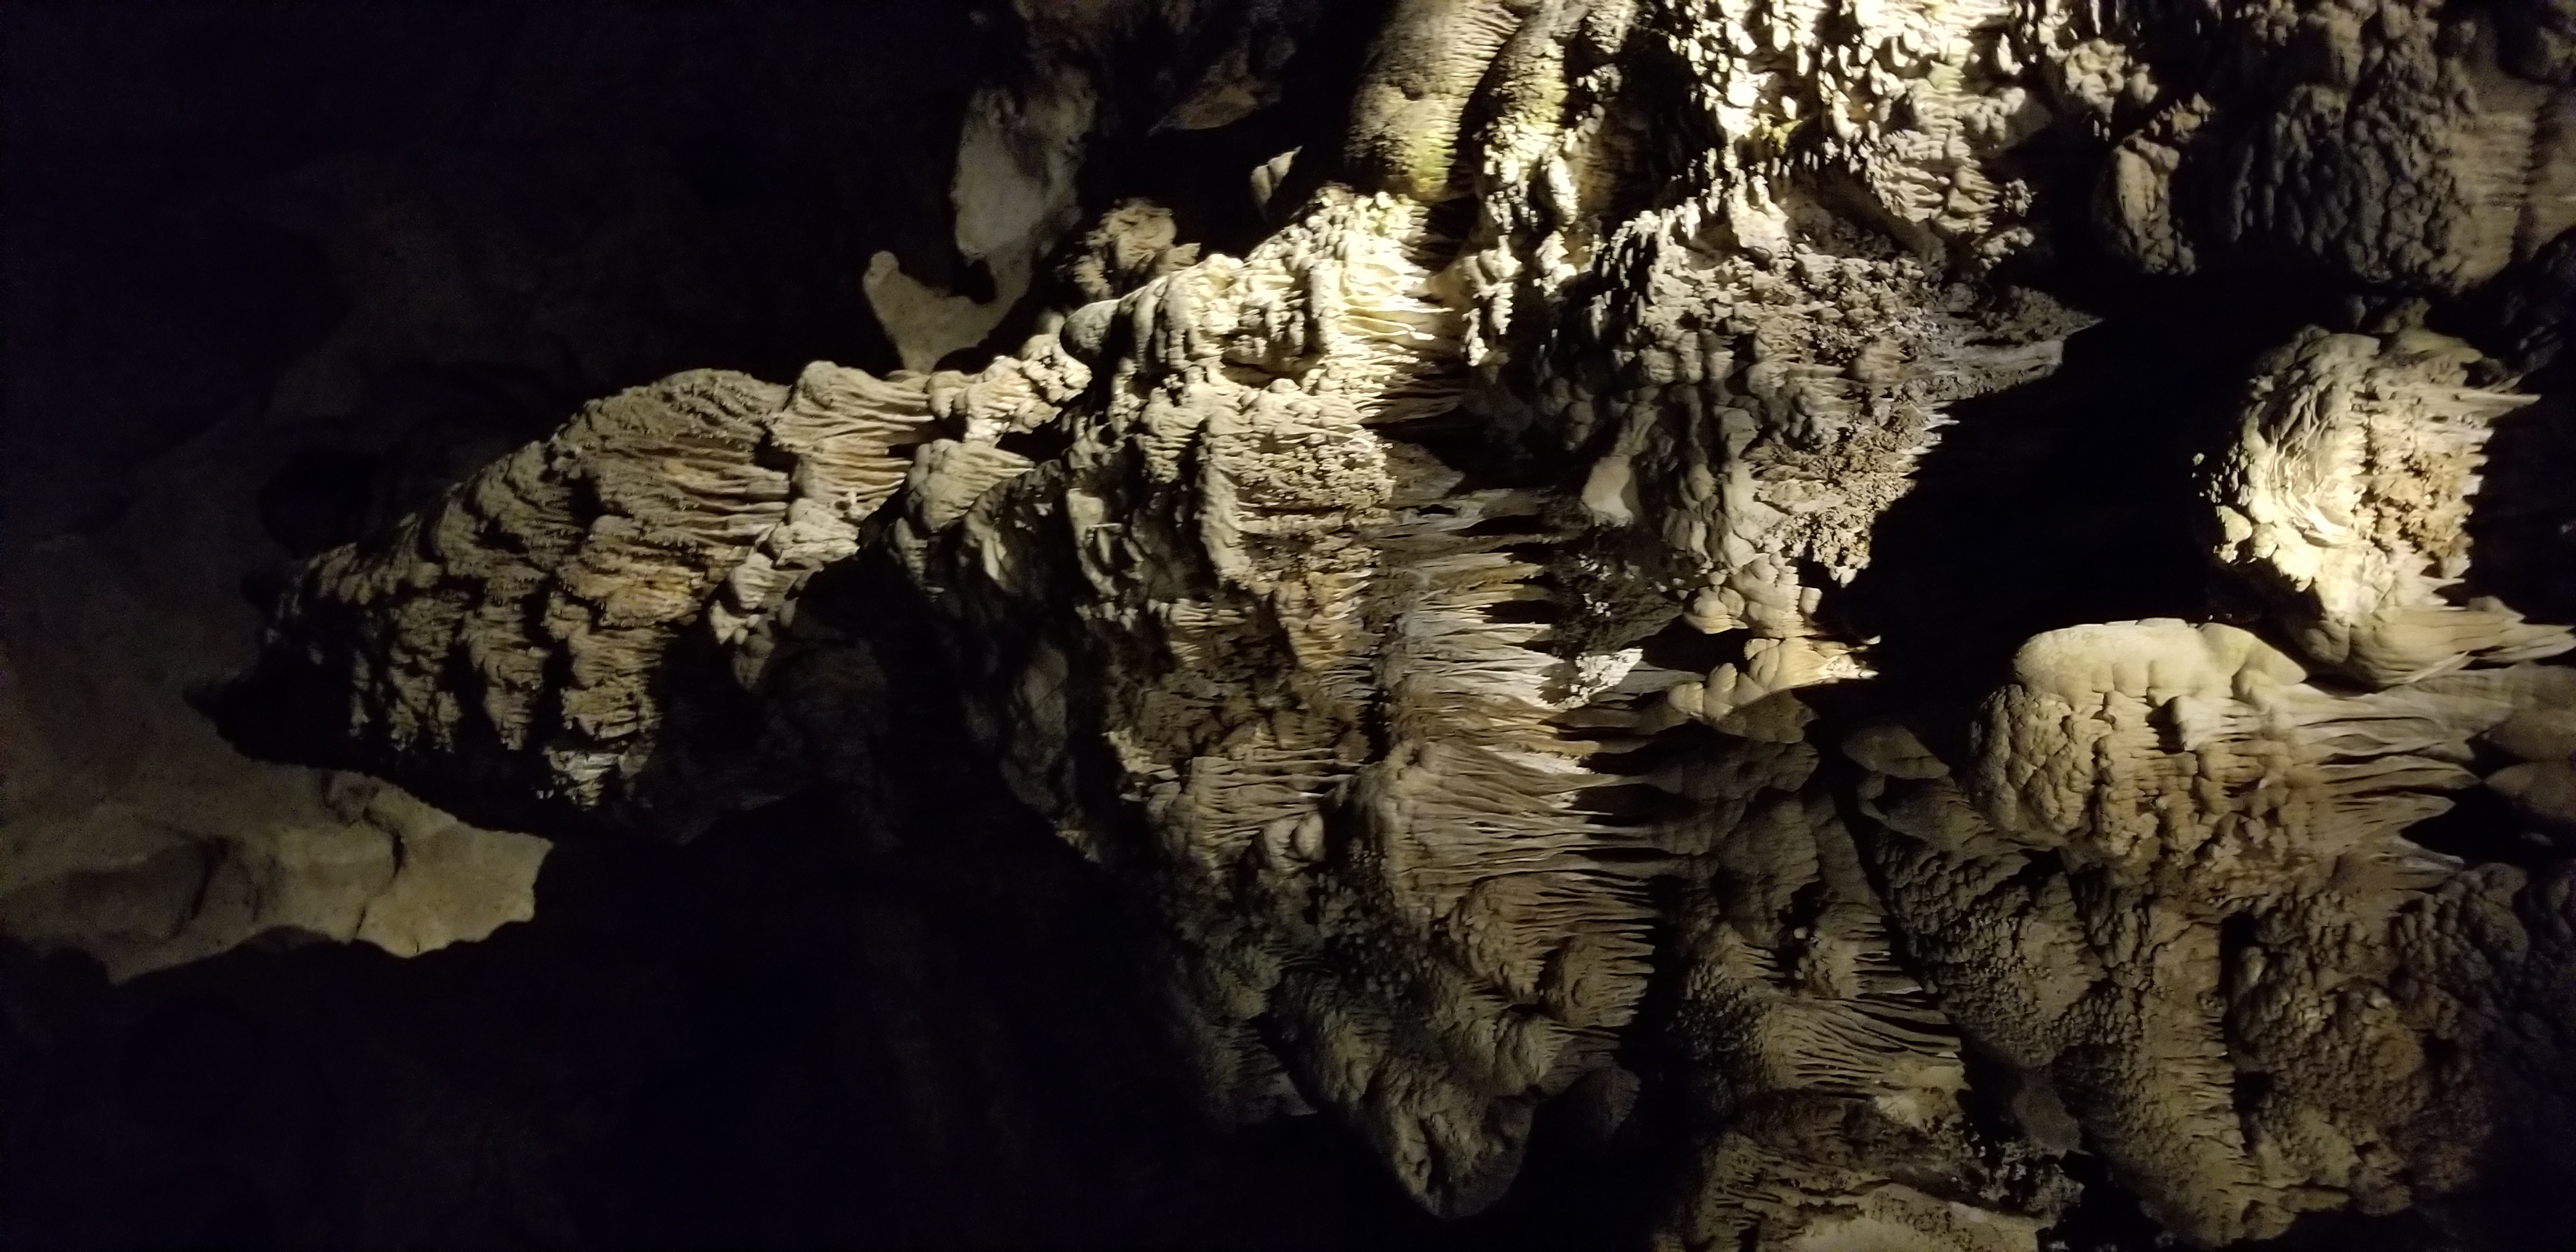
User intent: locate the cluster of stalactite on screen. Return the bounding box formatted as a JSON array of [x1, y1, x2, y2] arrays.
[[227, 0, 2576, 1246]]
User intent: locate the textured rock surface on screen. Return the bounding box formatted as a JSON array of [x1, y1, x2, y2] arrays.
[[2204, 324, 2570, 684], [28, 0, 2576, 1246], [0, 3, 992, 978], [245, 364, 937, 836], [0, 340, 551, 981]]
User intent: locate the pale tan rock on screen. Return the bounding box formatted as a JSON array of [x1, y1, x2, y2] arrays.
[[0, 404, 551, 981], [226, 0, 2576, 1244], [2055, 0, 2576, 291], [1867, 620, 2570, 1244], [252, 363, 933, 836], [887, 188, 1658, 1216], [2205, 326, 2573, 684]]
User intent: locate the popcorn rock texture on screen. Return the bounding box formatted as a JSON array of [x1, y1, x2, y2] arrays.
[[231, 0, 2576, 1246]]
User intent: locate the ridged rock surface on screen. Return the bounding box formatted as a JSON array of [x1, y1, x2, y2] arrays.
[[228, 0, 2576, 1246]]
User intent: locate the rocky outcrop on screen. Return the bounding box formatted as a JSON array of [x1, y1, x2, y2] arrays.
[[245, 365, 939, 837], [217, 0, 2576, 1247], [2204, 323, 2570, 685], [0, 3, 1009, 981]]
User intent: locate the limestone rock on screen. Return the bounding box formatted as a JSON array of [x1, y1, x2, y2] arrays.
[[2205, 326, 2573, 684], [225, 0, 2576, 1245], [243, 364, 936, 837]]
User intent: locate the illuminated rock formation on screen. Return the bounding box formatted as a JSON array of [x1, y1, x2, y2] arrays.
[[206, 0, 2576, 1246]]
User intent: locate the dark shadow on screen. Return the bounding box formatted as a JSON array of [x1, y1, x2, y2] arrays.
[[2035, 1149, 2176, 1251], [944, 0, 1394, 375], [0, 816, 1435, 1251], [38, 554, 1659, 1249], [2464, 377, 2576, 632], [1836, 271, 2327, 710]]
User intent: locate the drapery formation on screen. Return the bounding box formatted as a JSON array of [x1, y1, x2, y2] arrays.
[[232, 1, 2576, 1245]]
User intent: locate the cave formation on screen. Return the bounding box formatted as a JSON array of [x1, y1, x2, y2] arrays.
[[6, 1, 2576, 1248]]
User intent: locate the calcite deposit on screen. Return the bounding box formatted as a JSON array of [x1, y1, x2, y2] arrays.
[[213, 0, 2576, 1246]]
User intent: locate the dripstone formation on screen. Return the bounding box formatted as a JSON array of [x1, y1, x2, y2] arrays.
[[216, 0, 2576, 1246]]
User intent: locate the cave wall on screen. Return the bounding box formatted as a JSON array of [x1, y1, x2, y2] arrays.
[[4, 6, 1637, 1250], [9, 0, 2576, 1249], [0, 1, 996, 972]]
